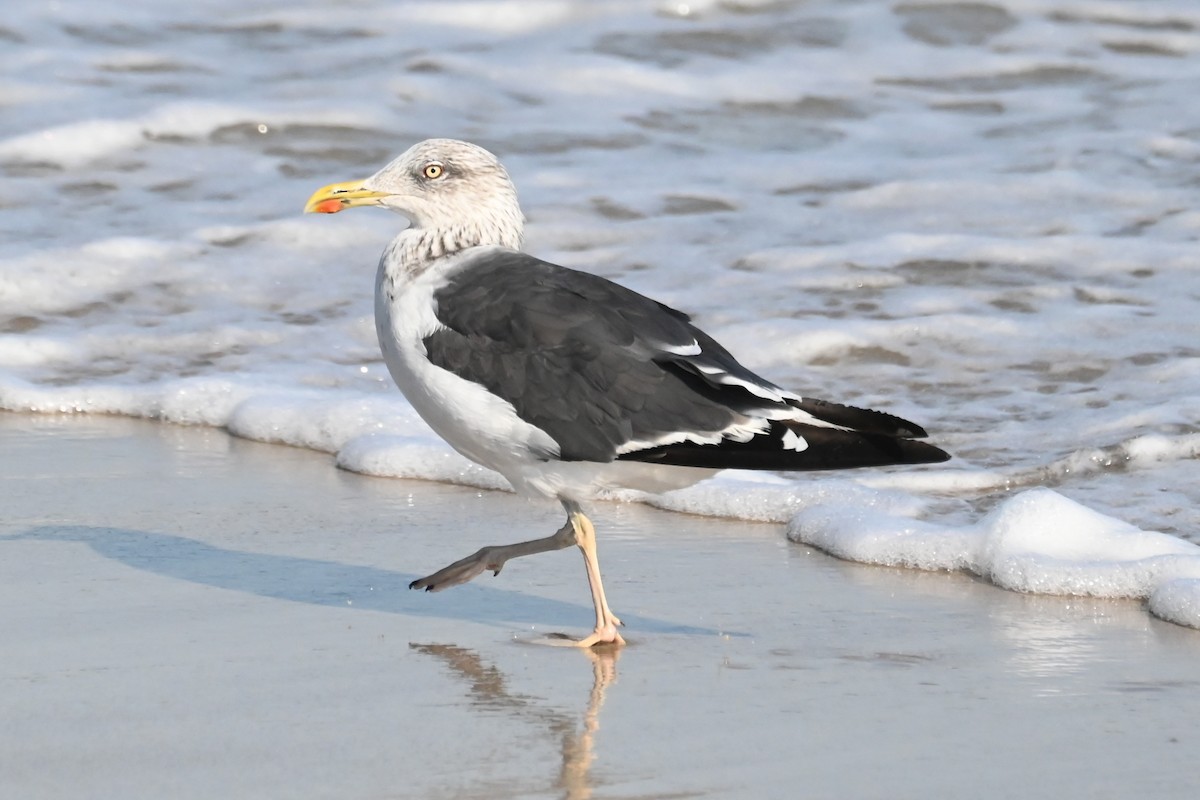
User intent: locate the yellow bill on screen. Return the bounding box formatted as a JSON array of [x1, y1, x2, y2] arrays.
[[304, 179, 390, 214]]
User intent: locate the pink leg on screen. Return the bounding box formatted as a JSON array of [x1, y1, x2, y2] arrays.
[[567, 507, 625, 648]]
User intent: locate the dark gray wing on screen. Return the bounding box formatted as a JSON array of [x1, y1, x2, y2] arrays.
[[424, 251, 788, 462], [424, 249, 949, 469]]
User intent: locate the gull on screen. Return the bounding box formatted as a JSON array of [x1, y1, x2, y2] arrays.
[[305, 139, 949, 646]]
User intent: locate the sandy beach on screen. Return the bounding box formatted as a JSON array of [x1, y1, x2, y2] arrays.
[[3, 412, 1198, 799]]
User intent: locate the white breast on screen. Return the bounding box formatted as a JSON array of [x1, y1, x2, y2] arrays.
[[374, 247, 563, 494]]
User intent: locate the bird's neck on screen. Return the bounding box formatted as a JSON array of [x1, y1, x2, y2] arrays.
[[389, 220, 523, 277]]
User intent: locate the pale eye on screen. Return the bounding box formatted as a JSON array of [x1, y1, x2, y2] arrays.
[[422, 162, 444, 180]]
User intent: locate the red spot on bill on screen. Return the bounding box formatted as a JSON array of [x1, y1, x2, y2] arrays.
[[313, 199, 345, 214]]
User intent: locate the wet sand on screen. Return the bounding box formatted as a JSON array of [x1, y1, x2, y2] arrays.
[[3, 412, 1198, 799]]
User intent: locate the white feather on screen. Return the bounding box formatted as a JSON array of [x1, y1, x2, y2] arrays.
[[781, 429, 809, 452]]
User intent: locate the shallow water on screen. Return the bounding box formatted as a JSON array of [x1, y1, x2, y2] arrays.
[[2, 1, 1199, 625], [5, 415, 1199, 800]]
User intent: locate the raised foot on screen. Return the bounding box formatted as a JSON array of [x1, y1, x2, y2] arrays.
[[409, 546, 503, 592]]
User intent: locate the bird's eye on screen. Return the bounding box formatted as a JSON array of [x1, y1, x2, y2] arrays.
[[422, 163, 444, 180]]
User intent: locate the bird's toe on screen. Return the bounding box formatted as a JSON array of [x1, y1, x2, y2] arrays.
[[576, 625, 626, 648], [409, 547, 500, 592]]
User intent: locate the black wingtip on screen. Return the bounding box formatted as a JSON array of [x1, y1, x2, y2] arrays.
[[621, 422, 950, 472], [894, 437, 951, 465], [792, 397, 931, 439]]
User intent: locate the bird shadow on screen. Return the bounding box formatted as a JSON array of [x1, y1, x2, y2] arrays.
[[3, 525, 728, 637]]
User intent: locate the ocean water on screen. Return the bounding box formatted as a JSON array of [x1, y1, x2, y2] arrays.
[[2, 0, 1198, 628]]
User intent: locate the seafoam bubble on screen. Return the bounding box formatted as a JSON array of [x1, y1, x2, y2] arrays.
[[225, 393, 422, 454], [336, 433, 511, 492], [0, 119, 141, 168], [1149, 579, 1200, 630], [0, 101, 375, 168], [787, 487, 1200, 629]]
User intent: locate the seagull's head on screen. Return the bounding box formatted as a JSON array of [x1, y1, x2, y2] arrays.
[[305, 138, 524, 252]]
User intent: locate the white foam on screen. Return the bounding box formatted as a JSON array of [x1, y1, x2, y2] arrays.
[[225, 393, 419, 454], [1149, 579, 1200, 630], [0, 102, 373, 167], [0, 377, 256, 426], [0, 119, 144, 167], [401, 1, 580, 34], [336, 433, 512, 492], [787, 487, 1200, 629]]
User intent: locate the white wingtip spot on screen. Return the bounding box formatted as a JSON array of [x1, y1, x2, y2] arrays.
[[781, 429, 809, 452]]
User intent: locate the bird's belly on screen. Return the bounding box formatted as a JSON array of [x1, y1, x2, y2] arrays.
[[386, 337, 546, 466]]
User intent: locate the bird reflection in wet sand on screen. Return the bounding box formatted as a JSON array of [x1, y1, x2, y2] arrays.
[[410, 642, 618, 799]]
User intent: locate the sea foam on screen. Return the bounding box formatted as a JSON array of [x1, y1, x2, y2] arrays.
[[787, 487, 1200, 629]]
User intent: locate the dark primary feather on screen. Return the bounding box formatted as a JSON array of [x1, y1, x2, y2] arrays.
[[790, 397, 930, 439], [424, 249, 949, 470], [621, 420, 949, 471]]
